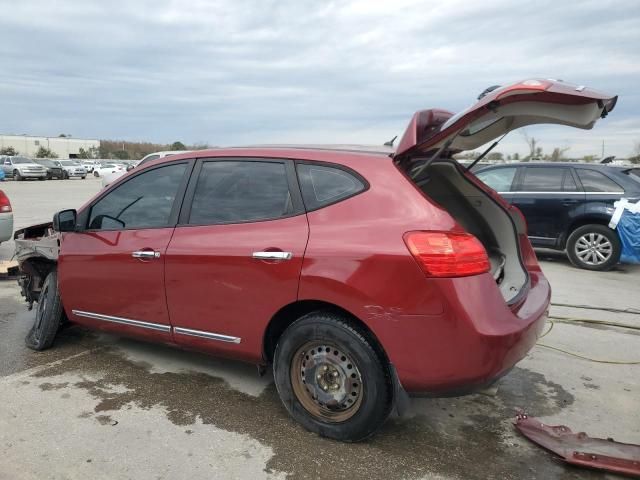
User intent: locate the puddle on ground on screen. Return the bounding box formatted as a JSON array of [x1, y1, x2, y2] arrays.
[[28, 337, 599, 480]]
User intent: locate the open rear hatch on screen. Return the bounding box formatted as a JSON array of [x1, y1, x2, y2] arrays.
[[394, 79, 617, 303]]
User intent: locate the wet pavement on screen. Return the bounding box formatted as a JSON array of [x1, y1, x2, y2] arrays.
[[1, 180, 639, 479]]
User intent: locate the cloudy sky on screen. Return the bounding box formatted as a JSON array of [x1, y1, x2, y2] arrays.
[[2, 0, 639, 158]]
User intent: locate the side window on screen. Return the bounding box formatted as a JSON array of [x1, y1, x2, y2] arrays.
[[562, 170, 578, 191], [88, 163, 187, 230], [576, 169, 623, 192], [297, 163, 365, 210], [520, 168, 564, 192], [475, 168, 517, 192], [188, 161, 292, 224]]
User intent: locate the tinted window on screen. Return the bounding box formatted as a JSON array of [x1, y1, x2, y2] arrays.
[[476, 167, 517, 192], [297, 164, 365, 210], [188, 161, 292, 224], [520, 167, 565, 192], [576, 169, 623, 192], [89, 163, 187, 230], [563, 170, 578, 191]]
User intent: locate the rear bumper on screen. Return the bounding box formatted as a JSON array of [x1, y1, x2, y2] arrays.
[[380, 271, 550, 394]]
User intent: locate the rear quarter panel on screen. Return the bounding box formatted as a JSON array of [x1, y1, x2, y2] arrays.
[[298, 155, 455, 343]]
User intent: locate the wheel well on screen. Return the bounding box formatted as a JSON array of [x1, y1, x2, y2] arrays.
[[263, 300, 389, 365], [19, 258, 57, 303], [563, 216, 612, 248]]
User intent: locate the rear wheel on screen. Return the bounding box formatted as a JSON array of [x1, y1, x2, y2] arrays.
[[25, 270, 64, 351], [273, 312, 392, 441], [81, 176, 86, 179], [567, 224, 621, 271]]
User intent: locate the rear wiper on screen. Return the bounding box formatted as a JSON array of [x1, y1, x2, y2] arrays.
[[466, 132, 509, 171]]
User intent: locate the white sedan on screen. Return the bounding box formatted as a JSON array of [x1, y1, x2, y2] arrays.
[[0, 190, 13, 244], [93, 163, 126, 178]]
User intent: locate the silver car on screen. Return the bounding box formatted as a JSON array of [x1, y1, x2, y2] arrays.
[[56, 160, 87, 179], [0, 190, 13, 244], [1, 156, 48, 181]]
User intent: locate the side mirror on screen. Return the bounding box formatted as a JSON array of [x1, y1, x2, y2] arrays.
[[53, 209, 78, 232], [126, 165, 134, 172]]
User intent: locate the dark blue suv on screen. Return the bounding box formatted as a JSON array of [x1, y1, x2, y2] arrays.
[[475, 163, 640, 270]]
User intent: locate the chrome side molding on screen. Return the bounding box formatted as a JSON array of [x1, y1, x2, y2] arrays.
[[173, 327, 241, 344], [71, 310, 241, 344], [72, 310, 171, 333]]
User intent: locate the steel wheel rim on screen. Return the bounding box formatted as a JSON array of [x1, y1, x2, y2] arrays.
[[290, 341, 363, 423], [575, 232, 612, 266]]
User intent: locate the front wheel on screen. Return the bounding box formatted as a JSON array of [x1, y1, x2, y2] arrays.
[[14, 169, 22, 181], [25, 270, 64, 351], [81, 176, 86, 179], [566, 224, 621, 271], [63, 171, 69, 179], [93, 171, 99, 177], [273, 312, 392, 442]]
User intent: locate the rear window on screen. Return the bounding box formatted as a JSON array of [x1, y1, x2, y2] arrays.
[[296, 164, 365, 210], [576, 169, 623, 192]]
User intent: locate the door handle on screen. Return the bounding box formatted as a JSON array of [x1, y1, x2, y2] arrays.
[[252, 251, 293, 261], [132, 250, 161, 259], [562, 200, 579, 206]]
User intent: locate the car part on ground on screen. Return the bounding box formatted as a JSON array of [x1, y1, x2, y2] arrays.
[[515, 412, 640, 477], [0, 190, 13, 244], [13, 78, 615, 441]]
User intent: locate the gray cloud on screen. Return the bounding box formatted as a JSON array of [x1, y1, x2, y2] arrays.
[[1, 0, 639, 157]]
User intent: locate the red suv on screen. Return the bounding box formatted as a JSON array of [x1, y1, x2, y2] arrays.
[[16, 79, 616, 441]]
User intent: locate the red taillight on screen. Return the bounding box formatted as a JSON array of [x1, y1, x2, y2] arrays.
[[0, 191, 11, 213], [404, 231, 490, 277]]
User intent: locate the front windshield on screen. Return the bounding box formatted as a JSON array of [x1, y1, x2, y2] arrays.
[[60, 161, 75, 166], [12, 157, 32, 164]]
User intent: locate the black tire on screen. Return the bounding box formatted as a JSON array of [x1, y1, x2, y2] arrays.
[[46, 173, 52, 180], [566, 224, 621, 271], [63, 171, 69, 179], [273, 312, 392, 442], [93, 171, 99, 177], [25, 270, 64, 351], [14, 169, 22, 181], [81, 176, 86, 180], [39, 176, 46, 181]]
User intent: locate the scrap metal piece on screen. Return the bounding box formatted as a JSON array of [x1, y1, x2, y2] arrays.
[[515, 411, 640, 477]]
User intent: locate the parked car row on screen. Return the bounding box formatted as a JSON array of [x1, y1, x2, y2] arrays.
[[0, 156, 88, 180]]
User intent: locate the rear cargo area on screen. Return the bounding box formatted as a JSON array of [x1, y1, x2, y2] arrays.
[[407, 160, 528, 303]]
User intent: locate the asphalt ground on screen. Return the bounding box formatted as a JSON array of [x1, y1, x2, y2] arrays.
[[1, 177, 638, 479]]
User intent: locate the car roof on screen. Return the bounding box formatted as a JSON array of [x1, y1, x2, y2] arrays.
[[150, 146, 393, 166], [476, 162, 628, 170]]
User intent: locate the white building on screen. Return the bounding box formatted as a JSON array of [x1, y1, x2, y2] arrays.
[[0, 134, 100, 159]]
